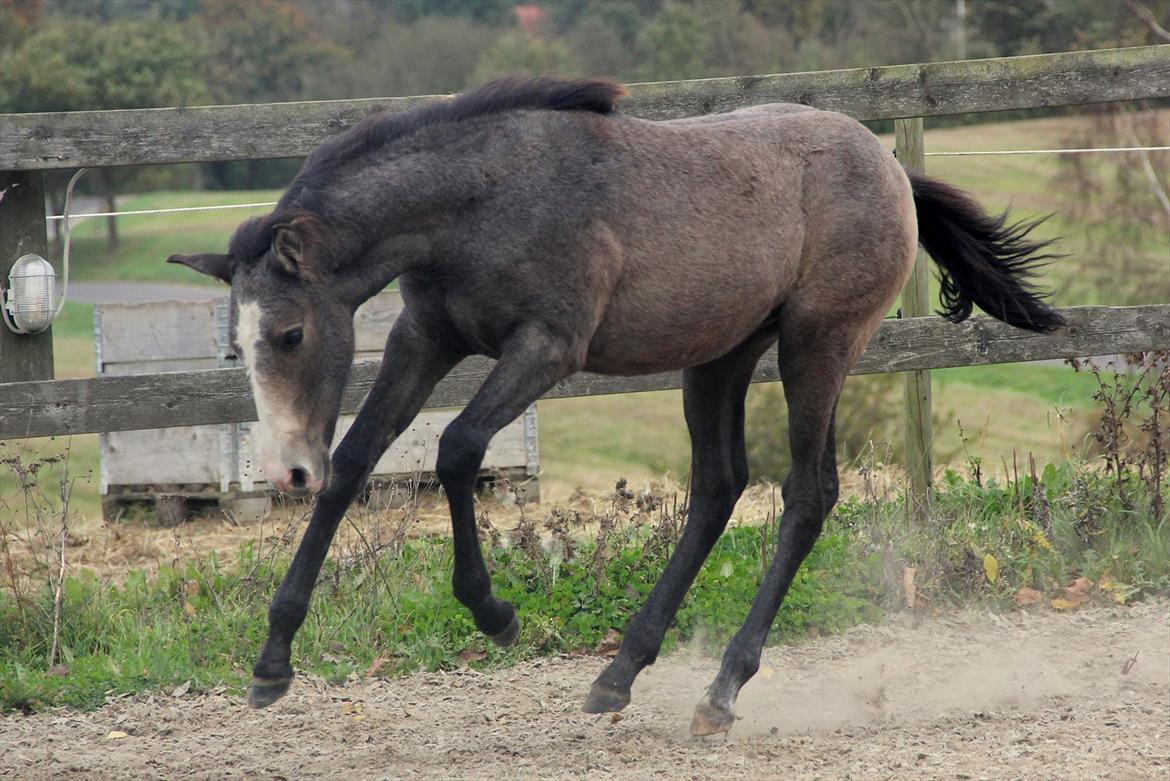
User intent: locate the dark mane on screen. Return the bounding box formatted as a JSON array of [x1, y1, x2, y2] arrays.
[[295, 77, 626, 191]]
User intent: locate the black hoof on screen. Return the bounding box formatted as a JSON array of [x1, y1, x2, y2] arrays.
[[247, 676, 292, 708], [582, 681, 631, 714], [489, 610, 521, 647], [690, 697, 736, 736]]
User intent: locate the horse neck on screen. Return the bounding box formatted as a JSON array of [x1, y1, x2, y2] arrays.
[[311, 152, 483, 307]]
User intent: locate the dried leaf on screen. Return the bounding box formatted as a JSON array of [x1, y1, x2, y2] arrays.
[[365, 657, 389, 678], [982, 554, 999, 585], [1051, 592, 1089, 611], [1051, 577, 1094, 610], [182, 601, 196, 617], [1098, 574, 1133, 604], [1015, 587, 1043, 606], [596, 629, 622, 658], [105, 730, 129, 740], [171, 680, 191, 697], [758, 665, 775, 680]]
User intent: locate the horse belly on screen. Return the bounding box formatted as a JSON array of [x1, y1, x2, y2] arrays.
[[582, 269, 780, 375]]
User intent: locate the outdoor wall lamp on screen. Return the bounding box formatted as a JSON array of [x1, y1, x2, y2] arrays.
[[3, 253, 58, 334], [1, 169, 86, 335]]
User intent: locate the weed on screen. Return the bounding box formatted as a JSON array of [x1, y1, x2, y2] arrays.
[[1072, 351, 1169, 520]]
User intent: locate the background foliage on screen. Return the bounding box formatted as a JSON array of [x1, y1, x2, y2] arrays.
[[3, 0, 1166, 218]]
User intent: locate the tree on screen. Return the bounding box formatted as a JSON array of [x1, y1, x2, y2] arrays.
[[198, 0, 349, 104], [0, 16, 208, 251], [342, 16, 500, 98], [635, 4, 710, 81], [472, 30, 582, 85], [197, 0, 349, 189]]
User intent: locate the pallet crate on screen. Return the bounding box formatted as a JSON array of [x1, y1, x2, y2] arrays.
[[95, 291, 538, 523]]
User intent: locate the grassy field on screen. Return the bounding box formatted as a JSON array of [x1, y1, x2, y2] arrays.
[[3, 110, 1164, 520], [65, 190, 280, 285]]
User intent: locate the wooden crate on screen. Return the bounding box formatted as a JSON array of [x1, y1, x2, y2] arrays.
[[95, 291, 538, 522]]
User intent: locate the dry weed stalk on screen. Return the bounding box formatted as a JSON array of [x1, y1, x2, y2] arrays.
[[1071, 351, 1169, 520], [1, 441, 83, 669], [47, 458, 72, 670]]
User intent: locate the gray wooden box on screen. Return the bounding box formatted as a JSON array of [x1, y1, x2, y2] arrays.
[[95, 290, 538, 522]]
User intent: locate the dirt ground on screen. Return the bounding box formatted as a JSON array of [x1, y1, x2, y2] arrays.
[[3, 599, 1167, 781]]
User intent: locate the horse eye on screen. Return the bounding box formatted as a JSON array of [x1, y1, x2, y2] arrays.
[[282, 327, 304, 349]]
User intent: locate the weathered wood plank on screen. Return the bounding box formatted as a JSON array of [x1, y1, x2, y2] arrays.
[[96, 299, 221, 365], [103, 426, 223, 486], [353, 290, 404, 353], [1, 45, 1166, 170], [0, 171, 53, 381], [95, 293, 401, 366], [895, 117, 933, 520], [2, 305, 1166, 440]]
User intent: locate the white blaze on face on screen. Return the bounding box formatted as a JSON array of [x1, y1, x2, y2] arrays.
[[237, 301, 316, 489]]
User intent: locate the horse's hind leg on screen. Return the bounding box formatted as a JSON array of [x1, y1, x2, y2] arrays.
[[689, 316, 868, 736], [584, 331, 775, 714]]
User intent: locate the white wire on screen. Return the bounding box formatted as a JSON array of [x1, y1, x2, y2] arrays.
[[925, 146, 1169, 157], [40, 145, 1169, 223], [46, 200, 276, 222]]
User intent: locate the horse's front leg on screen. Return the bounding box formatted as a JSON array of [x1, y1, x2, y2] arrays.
[[248, 313, 464, 708], [435, 326, 577, 644]]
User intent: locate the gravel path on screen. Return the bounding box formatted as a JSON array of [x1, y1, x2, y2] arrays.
[[3, 600, 1167, 780]]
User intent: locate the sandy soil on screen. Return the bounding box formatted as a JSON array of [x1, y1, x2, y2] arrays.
[[3, 599, 1167, 781]]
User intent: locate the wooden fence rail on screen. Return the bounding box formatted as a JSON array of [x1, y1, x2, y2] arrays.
[[2, 305, 1166, 441], [1, 45, 1166, 170]]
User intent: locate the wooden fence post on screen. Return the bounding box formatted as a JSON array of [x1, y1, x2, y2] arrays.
[[894, 118, 933, 523], [0, 170, 54, 383]]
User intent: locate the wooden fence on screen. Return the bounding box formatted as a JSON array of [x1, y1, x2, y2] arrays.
[[2, 45, 1168, 511]]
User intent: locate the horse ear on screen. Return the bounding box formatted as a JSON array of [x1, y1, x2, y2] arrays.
[[271, 223, 306, 277], [167, 253, 232, 283]]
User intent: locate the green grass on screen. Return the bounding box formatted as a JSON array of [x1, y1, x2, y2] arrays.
[[65, 190, 280, 284], [935, 363, 1103, 410], [0, 521, 877, 712], [0, 436, 102, 524], [3, 456, 1165, 713], [50, 301, 97, 379]]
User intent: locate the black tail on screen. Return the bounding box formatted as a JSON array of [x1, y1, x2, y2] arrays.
[[909, 172, 1066, 334]]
